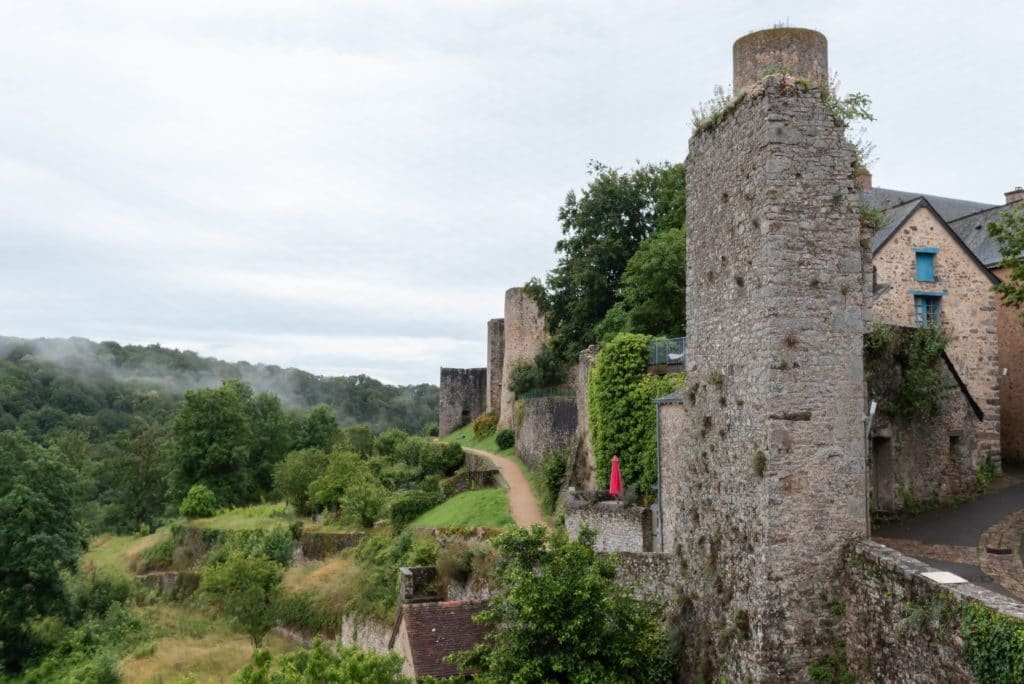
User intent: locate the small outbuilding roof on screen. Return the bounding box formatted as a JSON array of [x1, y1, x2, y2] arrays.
[[390, 600, 489, 678]]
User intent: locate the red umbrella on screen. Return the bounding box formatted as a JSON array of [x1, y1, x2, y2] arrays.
[[609, 455, 623, 496]]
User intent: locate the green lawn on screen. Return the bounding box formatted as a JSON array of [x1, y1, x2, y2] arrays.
[[443, 423, 515, 456], [411, 489, 513, 529], [188, 501, 296, 530]]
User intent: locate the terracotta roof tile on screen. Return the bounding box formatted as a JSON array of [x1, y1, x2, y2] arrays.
[[402, 600, 489, 678]]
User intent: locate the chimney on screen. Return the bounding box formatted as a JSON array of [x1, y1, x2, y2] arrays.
[[1005, 187, 1024, 205], [732, 27, 828, 92], [854, 169, 873, 191]]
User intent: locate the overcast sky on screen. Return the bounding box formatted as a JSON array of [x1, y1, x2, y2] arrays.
[[2, 1, 1021, 385]]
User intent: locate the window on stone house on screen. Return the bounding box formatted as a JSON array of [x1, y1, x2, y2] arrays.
[[914, 247, 938, 282], [914, 294, 941, 327]]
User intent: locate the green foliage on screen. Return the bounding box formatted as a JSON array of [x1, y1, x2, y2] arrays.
[[180, 483, 219, 518], [620, 227, 687, 337], [201, 550, 283, 648], [960, 601, 1024, 683], [451, 526, 672, 683], [341, 531, 438, 620], [526, 160, 686, 364], [235, 637, 410, 683], [373, 428, 409, 458], [390, 490, 444, 529], [807, 652, 856, 684], [0, 430, 88, 670], [988, 202, 1024, 322], [495, 429, 515, 450], [472, 412, 498, 439], [410, 489, 513, 529], [976, 458, 997, 493], [295, 404, 339, 451], [540, 450, 568, 514], [205, 527, 296, 567], [346, 424, 375, 458], [589, 333, 684, 493], [691, 84, 739, 133], [824, 74, 876, 171], [273, 448, 329, 516], [864, 324, 950, 419], [859, 204, 887, 233], [435, 538, 495, 585]]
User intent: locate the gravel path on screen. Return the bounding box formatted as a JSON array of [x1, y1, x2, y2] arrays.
[[463, 447, 547, 529]]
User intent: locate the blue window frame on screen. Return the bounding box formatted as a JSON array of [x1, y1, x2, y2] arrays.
[[914, 294, 941, 327], [914, 247, 938, 282]]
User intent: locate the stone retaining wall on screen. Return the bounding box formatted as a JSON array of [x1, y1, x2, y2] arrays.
[[515, 395, 577, 469], [565, 498, 652, 553]]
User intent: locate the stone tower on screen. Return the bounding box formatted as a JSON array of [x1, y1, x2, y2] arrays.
[[498, 287, 548, 429], [663, 28, 871, 679], [438, 368, 486, 437], [486, 318, 505, 415]]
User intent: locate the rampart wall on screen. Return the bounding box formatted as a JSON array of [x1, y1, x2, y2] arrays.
[[498, 288, 547, 429], [438, 368, 486, 437], [514, 395, 577, 469], [486, 318, 505, 415]]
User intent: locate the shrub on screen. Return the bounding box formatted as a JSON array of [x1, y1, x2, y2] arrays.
[[180, 484, 218, 519], [423, 442, 464, 477], [390, 490, 443, 529], [436, 542, 474, 584], [508, 361, 542, 396], [67, 570, 141, 620], [202, 550, 283, 648], [540, 450, 568, 514], [273, 448, 328, 516], [472, 412, 499, 439], [495, 429, 515, 450], [374, 428, 409, 458]]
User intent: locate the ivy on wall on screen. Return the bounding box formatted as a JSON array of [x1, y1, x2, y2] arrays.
[[960, 602, 1024, 682], [864, 323, 949, 420], [588, 333, 684, 494]]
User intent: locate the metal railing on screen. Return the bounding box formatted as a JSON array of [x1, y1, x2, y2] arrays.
[[648, 337, 687, 366]]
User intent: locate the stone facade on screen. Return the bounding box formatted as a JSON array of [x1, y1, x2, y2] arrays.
[[564, 498, 652, 552], [843, 540, 1024, 682], [438, 368, 486, 437], [655, 394, 687, 552], [663, 61, 871, 678], [498, 287, 548, 429], [514, 395, 577, 469], [873, 204, 1001, 467], [486, 318, 505, 415], [867, 349, 983, 513], [613, 551, 684, 611], [568, 345, 599, 490], [995, 266, 1024, 463]]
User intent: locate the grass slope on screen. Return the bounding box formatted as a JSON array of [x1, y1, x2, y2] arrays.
[[411, 489, 513, 529], [443, 423, 514, 456]]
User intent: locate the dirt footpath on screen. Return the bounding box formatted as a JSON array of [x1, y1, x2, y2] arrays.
[[463, 447, 547, 529]]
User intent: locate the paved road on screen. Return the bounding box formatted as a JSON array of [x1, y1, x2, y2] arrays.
[[463, 447, 547, 528]]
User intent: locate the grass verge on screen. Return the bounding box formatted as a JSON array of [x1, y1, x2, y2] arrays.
[[443, 423, 515, 456], [411, 489, 513, 529]]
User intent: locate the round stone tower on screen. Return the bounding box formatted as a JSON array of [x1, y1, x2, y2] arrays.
[[732, 27, 828, 92]]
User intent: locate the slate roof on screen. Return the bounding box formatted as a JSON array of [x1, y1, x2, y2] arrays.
[[948, 202, 1023, 268], [862, 187, 995, 222], [392, 600, 489, 678]]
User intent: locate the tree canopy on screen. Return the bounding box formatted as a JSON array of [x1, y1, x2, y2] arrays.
[[453, 525, 673, 683], [988, 202, 1024, 324], [525, 160, 686, 373]]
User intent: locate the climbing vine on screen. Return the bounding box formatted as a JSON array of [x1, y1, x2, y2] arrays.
[[960, 602, 1024, 682], [864, 324, 950, 419], [588, 333, 684, 494]]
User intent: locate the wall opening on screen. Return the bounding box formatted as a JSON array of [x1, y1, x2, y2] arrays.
[[872, 437, 895, 512]]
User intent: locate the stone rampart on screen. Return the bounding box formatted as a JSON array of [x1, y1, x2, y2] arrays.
[[842, 540, 1024, 682], [514, 395, 577, 469], [486, 318, 505, 415], [438, 367, 486, 437], [498, 288, 548, 429], [565, 498, 652, 553], [568, 346, 599, 490], [664, 65, 871, 679], [612, 552, 684, 611]]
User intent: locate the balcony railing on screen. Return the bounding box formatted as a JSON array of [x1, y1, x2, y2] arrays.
[[648, 337, 686, 366]]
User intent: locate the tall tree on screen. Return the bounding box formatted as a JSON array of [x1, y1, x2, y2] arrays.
[[620, 227, 687, 337], [988, 203, 1024, 324], [0, 431, 87, 670], [527, 160, 686, 363]]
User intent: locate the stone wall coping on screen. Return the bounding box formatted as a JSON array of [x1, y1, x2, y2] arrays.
[[564, 496, 649, 516], [856, 539, 1024, 620]]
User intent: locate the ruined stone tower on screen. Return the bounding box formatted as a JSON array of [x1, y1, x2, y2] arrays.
[[438, 367, 486, 437], [663, 28, 872, 679], [498, 287, 548, 429]]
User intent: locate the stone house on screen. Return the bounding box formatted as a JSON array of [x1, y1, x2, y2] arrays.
[[865, 183, 1023, 469]]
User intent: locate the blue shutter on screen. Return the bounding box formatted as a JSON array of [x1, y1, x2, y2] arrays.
[[915, 252, 935, 281]]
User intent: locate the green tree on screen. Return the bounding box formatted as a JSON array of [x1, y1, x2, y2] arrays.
[[527, 160, 686, 364], [0, 431, 87, 670], [273, 448, 329, 515], [248, 392, 294, 493], [452, 526, 672, 683], [296, 404, 338, 451], [202, 550, 283, 648], [620, 227, 686, 337], [236, 637, 409, 683], [988, 202, 1024, 323], [180, 483, 219, 518], [307, 447, 387, 526]]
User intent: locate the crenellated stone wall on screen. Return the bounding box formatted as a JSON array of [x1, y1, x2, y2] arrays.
[[438, 368, 486, 437], [662, 61, 872, 678], [486, 318, 505, 416], [498, 288, 548, 429]]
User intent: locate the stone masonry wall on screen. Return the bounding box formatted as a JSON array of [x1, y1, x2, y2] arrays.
[[656, 398, 687, 552], [995, 266, 1024, 463], [613, 551, 684, 611], [486, 318, 505, 416], [564, 499, 652, 552], [498, 287, 548, 429], [514, 395, 577, 470], [873, 206, 1001, 467], [438, 368, 486, 437], [666, 75, 871, 680], [568, 346, 599, 490], [867, 353, 981, 513], [843, 540, 1024, 682]]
